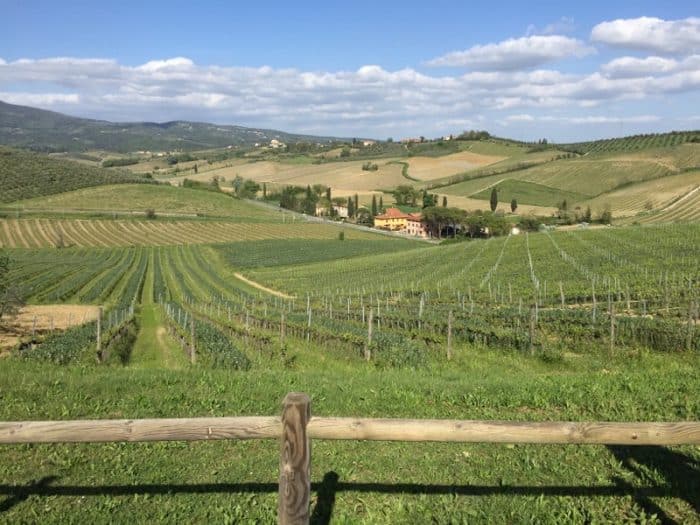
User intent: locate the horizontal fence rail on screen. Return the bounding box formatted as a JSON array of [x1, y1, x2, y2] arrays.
[[2, 392, 700, 524], [2, 418, 700, 446]]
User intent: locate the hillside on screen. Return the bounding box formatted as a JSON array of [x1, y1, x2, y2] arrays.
[[0, 147, 153, 204], [0, 100, 344, 153]]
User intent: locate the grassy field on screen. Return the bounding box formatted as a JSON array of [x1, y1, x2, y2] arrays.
[[470, 179, 586, 208], [1, 348, 698, 523], [8, 184, 276, 219]]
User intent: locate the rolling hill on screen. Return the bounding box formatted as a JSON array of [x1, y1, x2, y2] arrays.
[[0, 100, 345, 153]]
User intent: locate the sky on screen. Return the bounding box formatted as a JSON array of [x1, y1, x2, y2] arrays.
[[1, 0, 699, 142]]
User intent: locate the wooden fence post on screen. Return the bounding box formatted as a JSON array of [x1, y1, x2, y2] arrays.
[[447, 310, 453, 361], [365, 308, 373, 362], [96, 306, 103, 363], [279, 392, 311, 525], [190, 315, 196, 364]]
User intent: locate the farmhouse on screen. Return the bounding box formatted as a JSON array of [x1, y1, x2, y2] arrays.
[[374, 207, 409, 231], [374, 207, 429, 237]]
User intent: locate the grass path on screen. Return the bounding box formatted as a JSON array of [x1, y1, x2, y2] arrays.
[[130, 251, 188, 369]]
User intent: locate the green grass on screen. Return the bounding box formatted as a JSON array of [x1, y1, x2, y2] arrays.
[[10, 184, 280, 220], [0, 347, 698, 523], [214, 239, 423, 269], [0, 147, 151, 204], [470, 179, 587, 208]]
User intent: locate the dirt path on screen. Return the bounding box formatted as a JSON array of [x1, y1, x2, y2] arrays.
[[233, 272, 295, 299]]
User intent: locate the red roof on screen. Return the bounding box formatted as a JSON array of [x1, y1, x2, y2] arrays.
[[407, 213, 422, 222], [375, 207, 410, 219]]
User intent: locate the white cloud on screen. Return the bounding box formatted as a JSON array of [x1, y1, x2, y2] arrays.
[[526, 17, 575, 37], [0, 92, 80, 106], [426, 35, 594, 70], [601, 56, 679, 77], [0, 55, 695, 139], [591, 16, 700, 54], [601, 54, 700, 78], [505, 114, 535, 122]]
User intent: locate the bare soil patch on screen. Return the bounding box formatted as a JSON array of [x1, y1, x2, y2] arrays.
[[0, 304, 100, 352]]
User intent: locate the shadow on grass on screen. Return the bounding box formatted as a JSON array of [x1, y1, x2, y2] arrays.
[[1, 447, 697, 523], [607, 445, 699, 525]]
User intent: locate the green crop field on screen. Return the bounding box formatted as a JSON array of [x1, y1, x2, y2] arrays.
[[1, 143, 700, 523], [0, 147, 152, 204], [7, 183, 278, 219], [470, 179, 586, 208]]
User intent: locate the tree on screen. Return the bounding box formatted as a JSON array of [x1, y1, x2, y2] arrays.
[[239, 179, 260, 199], [326, 187, 331, 201], [354, 194, 359, 212], [347, 196, 355, 218], [490, 187, 498, 212], [392, 185, 418, 206], [194, 164, 198, 174], [422, 191, 437, 208], [442, 196, 447, 207], [379, 196, 384, 211], [0, 252, 23, 324], [371, 195, 378, 217], [511, 198, 518, 213], [263, 183, 267, 199], [584, 205, 592, 222], [598, 205, 613, 225]]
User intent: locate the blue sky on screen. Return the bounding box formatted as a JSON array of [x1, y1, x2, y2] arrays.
[[1, 0, 699, 141]]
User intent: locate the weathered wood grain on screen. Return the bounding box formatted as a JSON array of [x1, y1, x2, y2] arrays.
[[0, 417, 281, 443], [279, 393, 310, 525], [306, 418, 700, 445]]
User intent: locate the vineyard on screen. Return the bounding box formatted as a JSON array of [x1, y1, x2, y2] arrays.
[[0, 147, 152, 203], [2, 217, 700, 522], [7, 224, 699, 369], [0, 217, 388, 248], [7, 183, 279, 219], [562, 131, 699, 154]]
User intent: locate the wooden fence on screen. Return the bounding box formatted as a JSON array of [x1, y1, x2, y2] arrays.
[[2, 392, 700, 525]]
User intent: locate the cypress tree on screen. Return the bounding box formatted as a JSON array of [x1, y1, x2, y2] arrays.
[[371, 195, 378, 216], [490, 187, 498, 212]]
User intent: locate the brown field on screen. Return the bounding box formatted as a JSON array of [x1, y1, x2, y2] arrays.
[[405, 151, 505, 181], [436, 194, 557, 216], [0, 304, 99, 352], [168, 159, 407, 192]]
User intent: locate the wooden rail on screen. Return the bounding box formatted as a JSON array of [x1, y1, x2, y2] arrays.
[[1, 392, 699, 524]]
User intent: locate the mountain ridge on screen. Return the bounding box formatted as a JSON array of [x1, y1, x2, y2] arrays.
[[0, 100, 348, 153]]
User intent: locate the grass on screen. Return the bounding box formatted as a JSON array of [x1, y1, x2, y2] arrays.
[[470, 179, 587, 208], [129, 255, 188, 369], [0, 347, 698, 523], [11, 184, 278, 220], [214, 238, 423, 269]]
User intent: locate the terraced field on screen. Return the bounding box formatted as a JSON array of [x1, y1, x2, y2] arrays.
[[0, 218, 383, 248], [582, 170, 700, 218], [9, 183, 276, 219], [621, 186, 700, 225]]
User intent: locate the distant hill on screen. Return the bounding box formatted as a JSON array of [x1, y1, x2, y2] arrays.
[[0, 146, 153, 204], [0, 100, 345, 153]]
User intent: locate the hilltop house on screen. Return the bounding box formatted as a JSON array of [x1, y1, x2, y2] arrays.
[[374, 207, 429, 238]]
